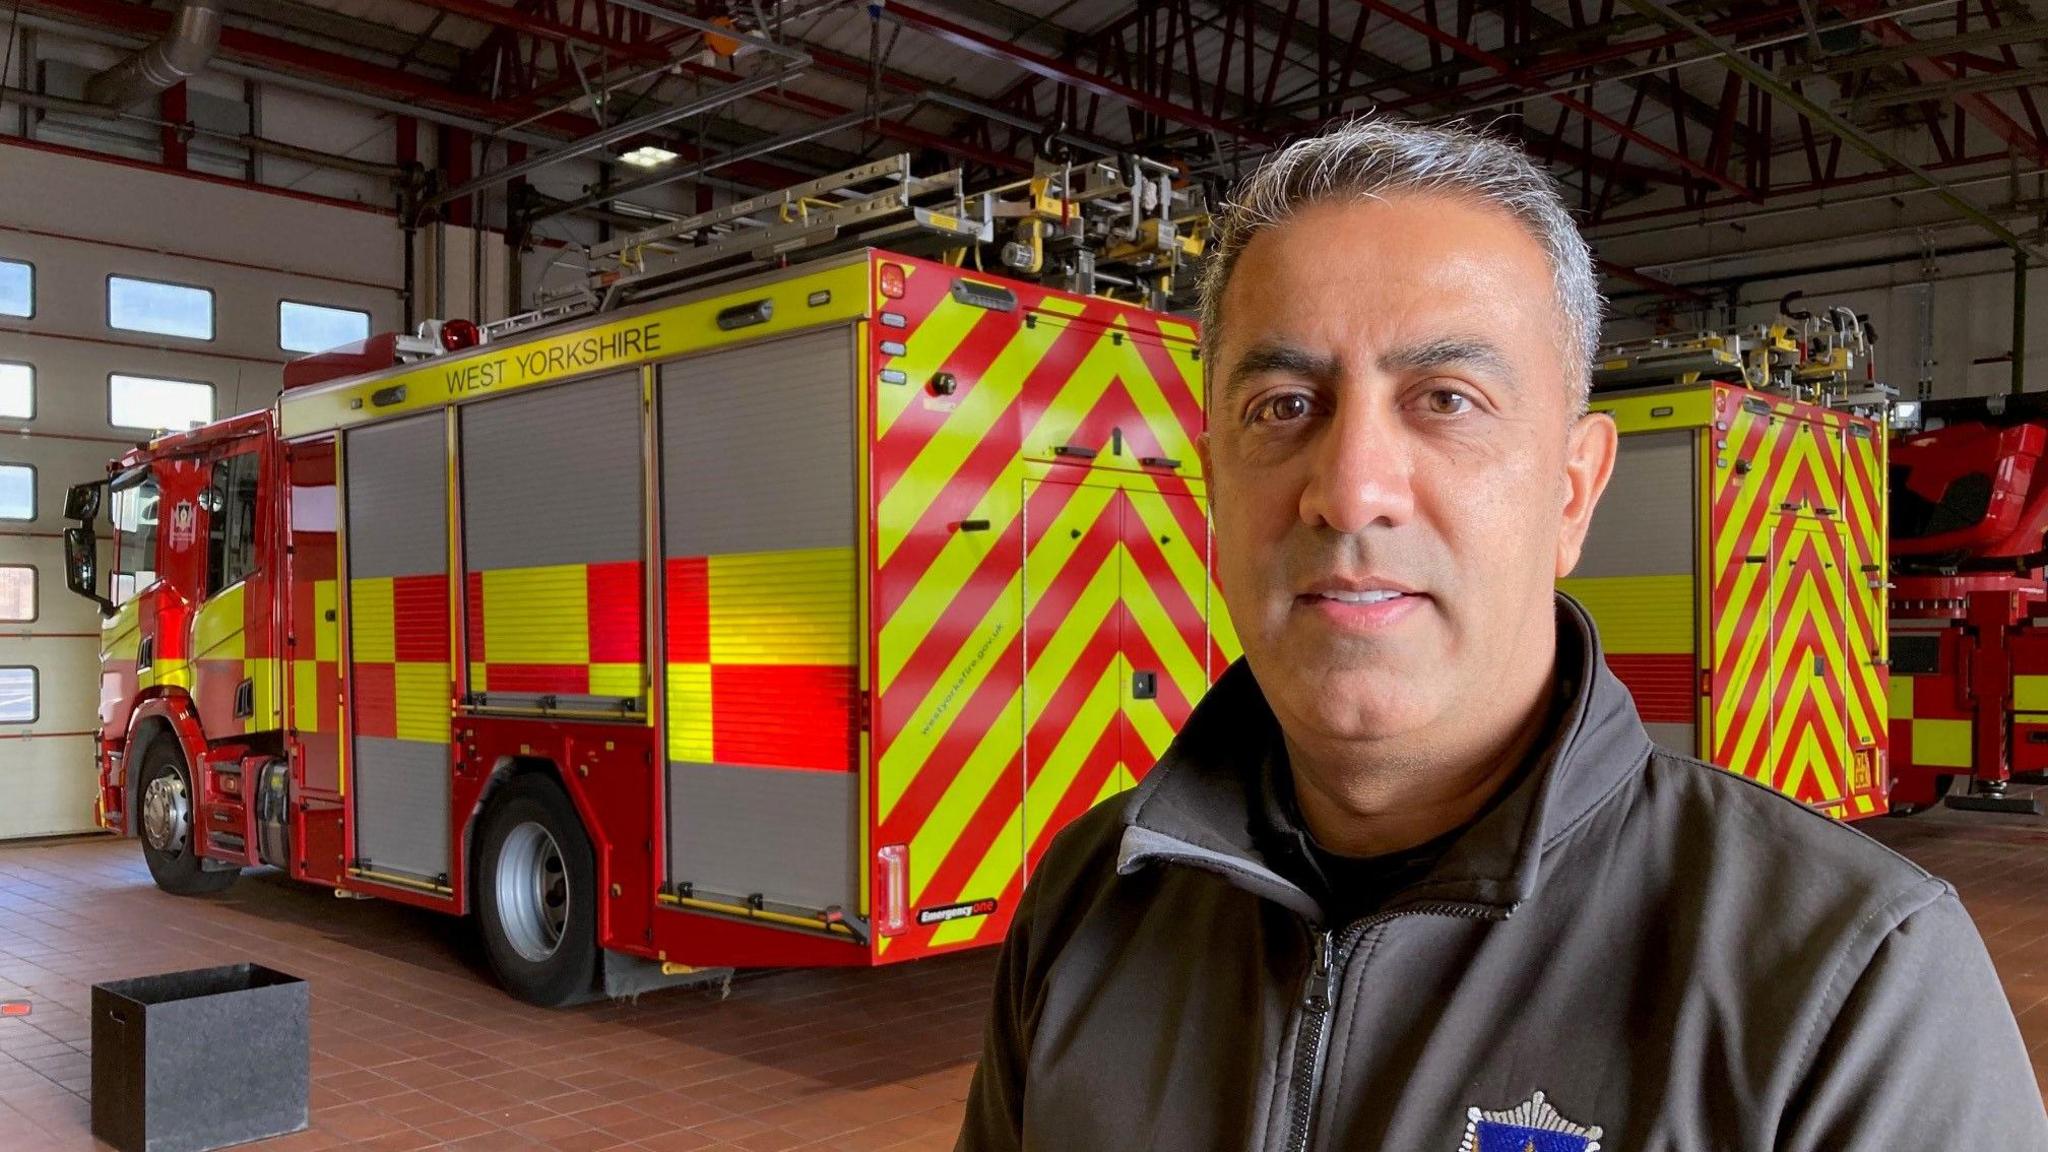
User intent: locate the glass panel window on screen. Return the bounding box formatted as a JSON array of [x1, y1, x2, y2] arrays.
[[108, 275, 214, 340], [0, 362, 29, 420], [0, 667, 36, 724], [0, 566, 31, 622], [0, 259, 29, 319], [111, 473, 160, 604], [205, 452, 261, 594], [279, 301, 371, 354], [109, 374, 213, 432], [0, 463, 32, 521]]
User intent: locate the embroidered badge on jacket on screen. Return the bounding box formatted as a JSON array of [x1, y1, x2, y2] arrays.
[[1458, 1090, 1603, 1152]]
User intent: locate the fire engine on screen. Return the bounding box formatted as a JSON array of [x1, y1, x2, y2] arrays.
[[1577, 304, 1891, 819], [1888, 392, 2048, 816], [61, 154, 1233, 1005]]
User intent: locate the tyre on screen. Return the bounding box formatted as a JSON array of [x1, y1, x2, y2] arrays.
[[475, 775, 598, 1007], [136, 739, 238, 895]]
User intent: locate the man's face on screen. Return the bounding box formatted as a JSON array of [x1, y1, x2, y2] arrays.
[[1199, 194, 1616, 747]]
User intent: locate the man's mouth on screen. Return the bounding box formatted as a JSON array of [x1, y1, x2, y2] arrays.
[[1312, 589, 1410, 605]]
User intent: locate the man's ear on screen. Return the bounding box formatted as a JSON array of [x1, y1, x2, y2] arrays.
[[1195, 429, 1214, 483], [1556, 410, 1618, 579]]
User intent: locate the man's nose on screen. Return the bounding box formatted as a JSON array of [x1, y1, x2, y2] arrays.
[[1298, 394, 1415, 534]]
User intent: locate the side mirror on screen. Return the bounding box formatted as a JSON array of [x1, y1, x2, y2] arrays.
[[64, 526, 114, 617], [64, 481, 102, 523]]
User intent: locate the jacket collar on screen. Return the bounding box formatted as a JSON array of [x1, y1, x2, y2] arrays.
[[1116, 593, 1652, 923]]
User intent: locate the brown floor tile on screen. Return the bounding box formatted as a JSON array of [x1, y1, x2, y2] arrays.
[[14, 809, 2048, 1152]]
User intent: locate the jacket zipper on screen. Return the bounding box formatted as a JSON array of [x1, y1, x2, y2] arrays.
[[1282, 901, 1508, 1152]]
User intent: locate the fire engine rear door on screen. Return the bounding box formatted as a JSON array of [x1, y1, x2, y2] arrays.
[[343, 412, 453, 886]]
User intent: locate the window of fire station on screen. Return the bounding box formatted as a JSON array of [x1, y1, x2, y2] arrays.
[[109, 374, 214, 433], [0, 463, 32, 521], [0, 566, 32, 622], [0, 259, 29, 319], [107, 275, 214, 341], [279, 301, 371, 355], [0, 667, 35, 724], [0, 362, 31, 421], [110, 473, 161, 604], [205, 452, 260, 595]]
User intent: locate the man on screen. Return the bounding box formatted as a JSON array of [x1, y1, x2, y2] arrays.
[[957, 118, 2048, 1151]]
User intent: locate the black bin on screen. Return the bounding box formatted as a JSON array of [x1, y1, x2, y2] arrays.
[[91, 964, 309, 1152]]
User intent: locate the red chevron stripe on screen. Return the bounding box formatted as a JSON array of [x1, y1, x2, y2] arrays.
[[1124, 318, 1205, 434], [876, 513, 1119, 847], [1025, 722, 1125, 878], [877, 477, 1083, 714]]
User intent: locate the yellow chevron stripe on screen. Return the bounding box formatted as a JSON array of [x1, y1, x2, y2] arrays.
[[1021, 654, 1122, 853], [927, 803, 1025, 948], [904, 686, 1023, 905], [876, 475, 1027, 690]]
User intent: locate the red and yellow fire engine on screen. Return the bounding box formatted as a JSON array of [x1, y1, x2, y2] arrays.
[[63, 156, 1232, 1004]]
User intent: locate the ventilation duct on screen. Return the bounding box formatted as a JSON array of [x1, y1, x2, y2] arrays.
[[85, 0, 224, 110]]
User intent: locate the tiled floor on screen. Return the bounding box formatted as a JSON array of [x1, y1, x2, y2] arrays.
[[8, 799, 2048, 1151], [0, 836, 991, 1151]]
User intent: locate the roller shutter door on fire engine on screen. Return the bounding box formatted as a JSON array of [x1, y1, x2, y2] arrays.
[[460, 371, 646, 715], [345, 412, 453, 884], [660, 326, 860, 918], [1561, 427, 1698, 758]]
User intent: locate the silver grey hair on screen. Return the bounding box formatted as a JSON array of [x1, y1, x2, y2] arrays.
[[1198, 117, 1604, 416]]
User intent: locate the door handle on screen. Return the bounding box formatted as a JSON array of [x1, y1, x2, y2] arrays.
[[137, 636, 154, 669], [1131, 671, 1157, 700]]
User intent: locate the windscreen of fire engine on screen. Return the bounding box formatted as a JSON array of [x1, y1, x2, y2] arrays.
[[110, 474, 159, 605]]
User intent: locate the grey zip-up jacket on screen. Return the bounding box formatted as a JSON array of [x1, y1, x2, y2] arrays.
[[958, 597, 2048, 1151]]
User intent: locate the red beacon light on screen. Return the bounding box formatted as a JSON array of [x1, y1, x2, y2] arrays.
[[439, 318, 481, 351], [878, 262, 907, 299]]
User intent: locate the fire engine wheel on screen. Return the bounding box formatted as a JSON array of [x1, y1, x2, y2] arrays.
[[476, 776, 597, 1007], [137, 742, 238, 896]]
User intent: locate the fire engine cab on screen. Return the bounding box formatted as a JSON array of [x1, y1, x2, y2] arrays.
[[62, 155, 1231, 1005]]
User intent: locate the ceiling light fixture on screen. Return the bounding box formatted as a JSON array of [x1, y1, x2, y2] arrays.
[[619, 145, 679, 168]]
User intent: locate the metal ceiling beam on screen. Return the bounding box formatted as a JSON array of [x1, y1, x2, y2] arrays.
[[400, 0, 668, 63], [880, 1, 1281, 148], [1357, 0, 1758, 201], [14, 0, 817, 192], [1849, 62, 2048, 110], [1617, 0, 2048, 260], [1868, 19, 2048, 167], [1805, 19, 2045, 73], [424, 64, 805, 211]]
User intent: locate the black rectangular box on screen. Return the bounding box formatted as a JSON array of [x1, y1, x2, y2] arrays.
[[91, 964, 309, 1152]]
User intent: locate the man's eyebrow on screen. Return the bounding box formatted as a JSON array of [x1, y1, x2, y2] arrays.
[[1377, 337, 1515, 381], [1222, 344, 1342, 404]]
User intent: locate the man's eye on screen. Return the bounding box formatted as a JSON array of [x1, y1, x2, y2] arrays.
[[1252, 394, 1313, 424], [1424, 389, 1472, 415]]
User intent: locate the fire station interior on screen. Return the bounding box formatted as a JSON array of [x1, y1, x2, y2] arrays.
[[1, 0, 2047, 1149]]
